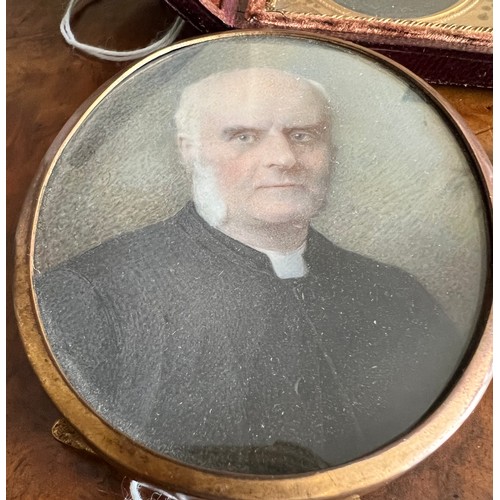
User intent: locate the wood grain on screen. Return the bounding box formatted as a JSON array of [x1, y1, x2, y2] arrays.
[[6, 0, 492, 498]]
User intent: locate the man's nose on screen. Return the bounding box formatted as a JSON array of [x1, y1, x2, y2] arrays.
[[264, 133, 296, 169]]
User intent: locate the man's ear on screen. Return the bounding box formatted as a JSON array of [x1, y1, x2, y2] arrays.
[[177, 135, 196, 169]]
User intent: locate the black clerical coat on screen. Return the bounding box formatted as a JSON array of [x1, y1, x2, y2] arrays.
[[35, 203, 463, 474]]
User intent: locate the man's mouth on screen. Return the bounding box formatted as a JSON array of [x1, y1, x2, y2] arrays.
[[258, 183, 303, 189]]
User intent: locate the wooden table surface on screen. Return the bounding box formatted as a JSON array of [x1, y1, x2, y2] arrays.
[[6, 1, 492, 498]]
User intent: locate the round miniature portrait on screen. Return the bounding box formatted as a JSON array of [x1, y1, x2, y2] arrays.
[[17, 30, 491, 498]]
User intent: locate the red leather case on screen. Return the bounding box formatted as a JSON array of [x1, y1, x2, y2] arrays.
[[165, 0, 492, 88]]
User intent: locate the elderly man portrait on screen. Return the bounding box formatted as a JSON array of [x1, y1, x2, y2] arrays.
[[36, 68, 462, 474]]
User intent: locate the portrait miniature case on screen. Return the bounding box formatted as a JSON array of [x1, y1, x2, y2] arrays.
[[15, 30, 492, 499], [164, 0, 493, 87]]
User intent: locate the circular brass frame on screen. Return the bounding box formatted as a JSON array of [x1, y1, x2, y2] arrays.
[[14, 30, 492, 500]]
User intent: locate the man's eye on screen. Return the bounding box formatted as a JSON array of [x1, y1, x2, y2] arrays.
[[290, 131, 315, 143], [232, 134, 257, 144]]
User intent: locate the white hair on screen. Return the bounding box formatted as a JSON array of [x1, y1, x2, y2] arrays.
[[175, 68, 333, 141], [191, 158, 227, 227]]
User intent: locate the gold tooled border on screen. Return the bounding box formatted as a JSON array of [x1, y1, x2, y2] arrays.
[[14, 29, 492, 500], [311, 0, 481, 23], [247, 0, 492, 54], [266, 0, 490, 28]]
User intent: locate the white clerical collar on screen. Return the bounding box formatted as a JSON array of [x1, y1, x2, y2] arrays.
[[196, 208, 308, 279], [252, 242, 308, 279]]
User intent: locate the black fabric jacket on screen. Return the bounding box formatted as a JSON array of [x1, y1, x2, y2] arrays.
[[35, 202, 463, 474]]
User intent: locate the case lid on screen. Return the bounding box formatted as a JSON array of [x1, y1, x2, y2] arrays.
[[165, 0, 492, 87]]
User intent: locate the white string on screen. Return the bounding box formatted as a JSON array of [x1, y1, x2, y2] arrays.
[[60, 0, 185, 62], [128, 479, 191, 500]]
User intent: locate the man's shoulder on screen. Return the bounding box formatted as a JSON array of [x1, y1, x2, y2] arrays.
[[308, 228, 398, 272], [37, 206, 192, 283], [308, 228, 423, 291], [308, 228, 455, 338]]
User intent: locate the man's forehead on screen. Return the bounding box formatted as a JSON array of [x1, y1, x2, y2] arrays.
[[201, 73, 325, 115], [201, 99, 328, 137], [176, 68, 332, 137]]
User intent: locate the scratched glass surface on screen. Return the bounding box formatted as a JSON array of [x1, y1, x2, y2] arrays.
[[33, 35, 489, 475]]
